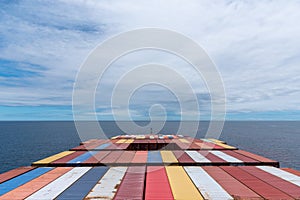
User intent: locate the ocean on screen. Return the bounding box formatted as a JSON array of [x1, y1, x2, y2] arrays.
[[0, 121, 299, 173]]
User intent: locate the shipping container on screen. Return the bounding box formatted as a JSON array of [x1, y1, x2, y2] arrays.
[[0, 167, 35, 184], [172, 151, 195, 164], [209, 151, 243, 163], [165, 166, 203, 200], [222, 150, 259, 163], [67, 151, 98, 164], [32, 151, 74, 165], [202, 166, 262, 199], [131, 151, 148, 164], [25, 167, 91, 199], [100, 151, 124, 164], [236, 150, 279, 166], [145, 166, 173, 200], [257, 166, 300, 187], [160, 151, 178, 164], [221, 166, 293, 199], [240, 166, 300, 199], [113, 166, 146, 200], [86, 167, 127, 199], [185, 151, 211, 163], [0, 167, 72, 200], [198, 151, 226, 163], [147, 151, 163, 164], [83, 151, 110, 164], [56, 167, 108, 199], [52, 151, 86, 165], [115, 151, 135, 164], [282, 168, 300, 176], [184, 166, 233, 199], [0, 167, 53, 196]]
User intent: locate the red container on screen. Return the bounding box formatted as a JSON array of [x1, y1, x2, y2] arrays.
[[104, 143, 121, 150], [240, 166, 300, 199], [131, 151, 148, 164], [71, 140, 108, 151], [117, 143, 130, 150], [114, 166, 146, 200], [0, 167, 35, 184], [116, 151, 136, 164], [83, 151, 110, 164], [198, 151, 227, 163], [100, 151, 124, 164], [223, 150, 259, 163], [202, 166, 262, 199], [236, 150, 278, 166], [52, 151, 85, 165], [221, 166, 293, 199], [0, 167, 72, 199], [188, 142, 201, 149], [145, 166, 173, 200], [172, 151, 195, 164]]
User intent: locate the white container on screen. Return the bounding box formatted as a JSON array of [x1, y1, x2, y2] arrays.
[[184, 166, 233, 200]]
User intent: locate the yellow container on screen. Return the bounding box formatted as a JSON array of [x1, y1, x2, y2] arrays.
[[179, 138, 189, 143], [165, 166, 203, 200], [160, 151, 178, 163], [33, 151, 74, 165], [116, 139, 127, 143]]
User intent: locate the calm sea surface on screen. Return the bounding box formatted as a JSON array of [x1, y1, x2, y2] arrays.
[[0, 121, 299, 173]]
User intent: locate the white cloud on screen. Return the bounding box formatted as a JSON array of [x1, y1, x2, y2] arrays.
[[0, 0, 300, 119]]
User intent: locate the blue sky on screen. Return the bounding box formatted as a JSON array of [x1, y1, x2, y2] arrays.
[[0, 0, 300, 120]]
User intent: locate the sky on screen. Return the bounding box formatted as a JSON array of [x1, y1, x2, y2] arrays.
[[0, 0, 300, 121]]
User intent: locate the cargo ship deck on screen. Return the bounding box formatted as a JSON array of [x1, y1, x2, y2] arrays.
[[0, 134, 299, 199]]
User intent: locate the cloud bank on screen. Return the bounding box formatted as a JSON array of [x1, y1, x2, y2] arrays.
[[0, 0, 299, 120]]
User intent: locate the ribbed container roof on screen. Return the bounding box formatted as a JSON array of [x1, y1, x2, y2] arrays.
[[0, 134, 299, 199]]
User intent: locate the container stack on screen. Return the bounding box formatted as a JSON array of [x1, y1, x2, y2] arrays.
[[0, 134, 299, 199]]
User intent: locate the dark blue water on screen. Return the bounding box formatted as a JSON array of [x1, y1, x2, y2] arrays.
[[0, 121, 299, 173]]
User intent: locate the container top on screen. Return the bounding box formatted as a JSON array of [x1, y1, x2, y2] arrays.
[[0, 134, 299, 199]]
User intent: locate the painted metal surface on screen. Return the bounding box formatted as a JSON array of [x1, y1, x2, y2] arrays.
[[32, 151, 74, 165], [1, 135, 299, 199], [116, 151, 135, 163], [165, 166, 203, 200], [184, 166, 233, 200], [131, 151, 148, 164], [0, 167, 72, 200], [198, 151, 226, 163], [236, 150, 278, 164], [52, 151, 85, 164], [83, 151, 110, 164], [282, 168, 300, 176], [67, 151, 98, 164], [240, 166, 300, 199], [172, 151, 195, 163], [257, 166, 300, 187], [100, 151, 124, 164], [0, 167, 35, 184], [0, 167, 53, 196], [86, 167, 127, 199], [114, 166, 146, 200], [222, 150, 259, 163], [160, 151, 178, 163], [56, 167, 108, 200], [145, 166, 173, 200], [209, 151, 243, 163], [25, 167, 91, 199], [221, 166, 294, 199], [94, 143, 111, 150], [147, 151, 163, 164], [185, 150, 211, 163], [202, 166, 262, 199]]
